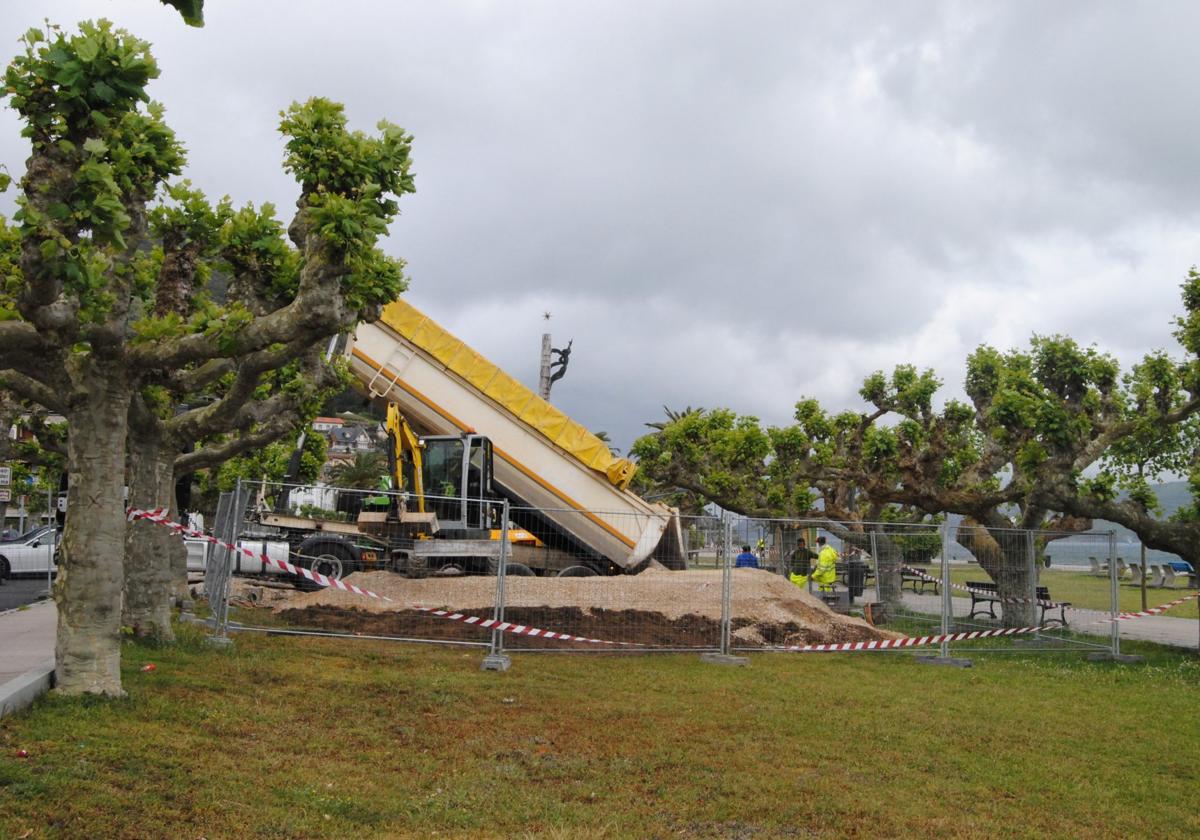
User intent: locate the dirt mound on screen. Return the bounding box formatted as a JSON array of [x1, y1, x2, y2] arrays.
[[261, 568, 899, 648]]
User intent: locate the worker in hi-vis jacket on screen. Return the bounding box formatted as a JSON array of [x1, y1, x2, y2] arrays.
[[810, 536, 839, 592]]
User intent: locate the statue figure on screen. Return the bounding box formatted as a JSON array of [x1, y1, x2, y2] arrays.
[[549, 340, 573, 386]]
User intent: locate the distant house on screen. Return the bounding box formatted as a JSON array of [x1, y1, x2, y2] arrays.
[[312, 417, 345, 433], [328, 425, 374, 453]]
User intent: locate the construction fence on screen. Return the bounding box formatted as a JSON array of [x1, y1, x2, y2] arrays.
[[178, 480, 1197, 664]]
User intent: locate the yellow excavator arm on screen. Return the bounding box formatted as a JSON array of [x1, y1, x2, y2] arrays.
[[386, 403, 425, 513]]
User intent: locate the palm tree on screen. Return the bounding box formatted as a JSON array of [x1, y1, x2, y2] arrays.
[[593, 430, 621, 455], [328, 451, 386, 489], [644, 405, 704, 431]]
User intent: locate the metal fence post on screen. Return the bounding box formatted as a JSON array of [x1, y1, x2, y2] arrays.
[[44, 483, 54, 598], [700, 511, 747, 665], [1109, 530, 1120, 658], [869, 531, 880, 604], [721, 513, 732, 655], [1026, 529, 1039, 637], [940, 520, 952, 658], [482, 499, 512, 671], [916, 520, 971, 667]]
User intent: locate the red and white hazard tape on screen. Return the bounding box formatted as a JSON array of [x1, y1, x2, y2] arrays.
[[126, 506, 641, 647], [901, 564, 1200, 621], [768, 624, 1044, 653], [412, 608, 641, 645], [902, 565, 1069, 608], [1111, 591, 1200, 622], [128, 507, 393, 601]]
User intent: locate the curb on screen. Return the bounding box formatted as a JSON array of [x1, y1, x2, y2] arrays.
[[0, 658, 55, 719]]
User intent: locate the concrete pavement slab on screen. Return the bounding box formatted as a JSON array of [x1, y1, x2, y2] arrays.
[[0, 599, 56, 683]]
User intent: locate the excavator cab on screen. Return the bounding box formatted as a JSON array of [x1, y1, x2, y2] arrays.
[[420, 434, 499, 533], [386, 403, 501, 534]]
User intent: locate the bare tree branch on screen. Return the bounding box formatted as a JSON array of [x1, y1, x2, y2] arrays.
[[174, 414, 298, 474], [0, 368, 69, 413]]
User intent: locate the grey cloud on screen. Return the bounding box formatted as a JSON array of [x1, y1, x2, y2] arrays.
[[2, 0, 1199, 451]]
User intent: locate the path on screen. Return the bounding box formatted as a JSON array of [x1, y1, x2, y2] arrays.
[[860, 590, 1199, 650], [0, 600, 56, 717]]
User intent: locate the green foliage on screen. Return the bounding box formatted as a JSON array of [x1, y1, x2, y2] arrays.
[[160, 0, 204, 27], [329, 451, 387, 490], [5, 21, 157, 141], [3, 21, 184, 321], [278, 99, 414, 308], [220, 202, 300, 302], [202, 429, 326, 495]]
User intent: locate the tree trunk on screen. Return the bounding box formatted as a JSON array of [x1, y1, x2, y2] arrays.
[[955, 521, 1036, 627], [54, 372, 132, 697], [123, 427, 177, 640], [869, 528, 904, 609]]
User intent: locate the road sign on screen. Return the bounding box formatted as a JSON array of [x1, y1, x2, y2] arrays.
[[0, 466, 10, 486], [0, 488, 11, 503]]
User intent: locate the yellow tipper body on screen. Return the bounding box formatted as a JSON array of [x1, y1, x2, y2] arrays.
[[378, 299, 638, 490]]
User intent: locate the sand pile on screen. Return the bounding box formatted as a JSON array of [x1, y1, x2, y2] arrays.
[[262, 568, 898, 647]]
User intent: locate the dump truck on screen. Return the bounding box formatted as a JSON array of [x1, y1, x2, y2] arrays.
[[249, 298, 686, 580]]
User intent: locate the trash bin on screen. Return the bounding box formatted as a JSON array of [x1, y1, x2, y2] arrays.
[[846, 559, 868, 601]]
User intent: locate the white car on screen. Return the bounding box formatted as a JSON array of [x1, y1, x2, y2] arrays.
[[0, 526, 59, 578], [0, 529, 287, 580]]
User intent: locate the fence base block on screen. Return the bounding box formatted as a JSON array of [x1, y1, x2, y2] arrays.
[[481, 653, 512, 672], [204, 635, 234, 650], [1086, 652, 1145, 664], [700, 653, 749, 666], [915, 655, 973, 668]]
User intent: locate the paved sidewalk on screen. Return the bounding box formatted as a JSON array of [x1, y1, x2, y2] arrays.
[[0, 600, 56, 684], [861, 591, 1200, 650]]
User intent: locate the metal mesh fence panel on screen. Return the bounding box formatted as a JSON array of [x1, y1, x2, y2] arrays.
[[160, 476, 1143, 659], [496, 508, 723, 652], [724, 517, 942, 652], [940, 527, 1115, 655]]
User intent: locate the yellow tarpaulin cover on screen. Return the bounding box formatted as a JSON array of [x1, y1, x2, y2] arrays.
[[378, 299, 637, 489]]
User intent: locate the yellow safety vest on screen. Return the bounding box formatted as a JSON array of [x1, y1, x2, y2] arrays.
[[812, 546, 838, 591]]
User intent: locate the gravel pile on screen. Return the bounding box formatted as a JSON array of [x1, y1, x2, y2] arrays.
[[270, 567, 895, 643]]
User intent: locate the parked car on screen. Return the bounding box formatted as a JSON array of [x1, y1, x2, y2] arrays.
[[0, 526, 59, 578]]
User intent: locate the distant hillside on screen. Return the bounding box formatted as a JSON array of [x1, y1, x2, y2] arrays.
[[1097, 480, 1190, 542]]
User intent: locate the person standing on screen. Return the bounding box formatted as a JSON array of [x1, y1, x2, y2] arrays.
[[734, 544, 759, 568], [788, 537, 816, 587], [811, 536, 839, 592]]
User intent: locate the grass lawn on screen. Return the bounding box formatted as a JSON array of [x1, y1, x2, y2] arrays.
[[1, 624, 1198, 839]]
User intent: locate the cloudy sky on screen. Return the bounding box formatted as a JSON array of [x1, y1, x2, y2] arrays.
[[2, 1, 1198, 450]]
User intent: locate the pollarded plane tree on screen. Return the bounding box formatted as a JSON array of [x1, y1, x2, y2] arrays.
[[629, 404, 944, 596], [121, 188, 363, 641], [1028, 272, 1200, 575], [632, 342, 1122, 625], [0, 21, 413, 695]]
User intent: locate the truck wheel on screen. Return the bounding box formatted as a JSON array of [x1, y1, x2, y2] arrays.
[[505, 562, 535, 576], [557, 565, 597, 577], [295, 543, 355, 590]]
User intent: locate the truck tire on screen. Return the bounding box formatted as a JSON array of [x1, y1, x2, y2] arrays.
[[0, 557, 9, 582], [504, 562, 535, 576], [294, 542, 356, 591], [557, 565, 597, 577]]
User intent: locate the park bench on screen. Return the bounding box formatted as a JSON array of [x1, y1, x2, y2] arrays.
[[901, 568, 939, 595], [965, 580, 1070, 627]]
